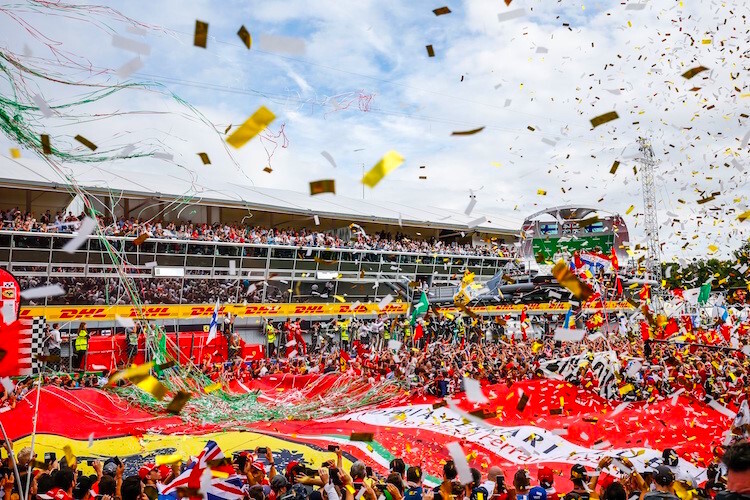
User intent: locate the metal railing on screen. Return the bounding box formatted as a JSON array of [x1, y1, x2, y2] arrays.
[[1, 231, 518, 305]]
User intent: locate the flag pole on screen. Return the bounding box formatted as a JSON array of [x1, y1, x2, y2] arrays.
[[24, 371, 43, 500], [0, 421, 23, 500]]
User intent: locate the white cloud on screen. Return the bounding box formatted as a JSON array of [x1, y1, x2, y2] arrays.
[[0, 0, 747, 261]]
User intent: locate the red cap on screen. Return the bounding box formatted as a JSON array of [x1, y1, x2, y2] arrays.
[[250, 462, 266, 473], [158, 465, 171, 479], [138, 463, 156, 480], [538, 466, 554, 483]]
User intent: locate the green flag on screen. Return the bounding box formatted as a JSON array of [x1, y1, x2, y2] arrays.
[[698, 281, 711, 304], [411, 291, 429, 325]]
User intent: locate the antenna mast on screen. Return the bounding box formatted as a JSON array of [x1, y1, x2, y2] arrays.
[[636, 137, 663, 307]]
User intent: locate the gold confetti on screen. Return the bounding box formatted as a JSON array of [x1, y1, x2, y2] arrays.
[[135, 375, 168, 401], [194, 20, 209, 48], [156, 455, 182, 466], [197, 152, 211, 165], [74, 135, 97, 151], [9, 148, 20, 158], [738, 210, 750, 222], [362, 150, 404, 188], [41, 134, 52, 155], [708, 244, 719, 253], [426, 45, 435, 57], [237, 25, 252, 49], [433, 6, 451, 15], [701, 39, 712, 44], [610, 160, 620, 174], [537, 189, 547, 195], [451, 127, 485, 136], [590, 111, 619, 128], [107, 362, 154, 386], [579, 216, 600, 228], [133, 233, 149, 246], [626, 205, 635, 215], [309, 179, 336, 195], [263, 166, 273, 173], [204, 382, 222, 393], [681, 66, 708, 79], [63, 445, 77, 467], [350, 432, 375, 442], [226, 106, 276, 148], [166, 391, 192, 414], [552, 261, 593, 300]]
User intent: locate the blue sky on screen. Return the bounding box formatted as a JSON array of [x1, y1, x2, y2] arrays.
[[0, 0, 748, 261]]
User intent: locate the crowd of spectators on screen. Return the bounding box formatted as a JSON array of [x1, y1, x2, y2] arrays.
[[0, 208, 518, 258], [2, 423, 748, 500]]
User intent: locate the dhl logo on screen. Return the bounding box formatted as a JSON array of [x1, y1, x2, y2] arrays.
[[126, 307, 172, 318], [241, 305, 282, 315], [58, 308, 108, 319]]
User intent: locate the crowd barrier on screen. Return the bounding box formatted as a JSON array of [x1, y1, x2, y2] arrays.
[[82, 332, 265, 371]]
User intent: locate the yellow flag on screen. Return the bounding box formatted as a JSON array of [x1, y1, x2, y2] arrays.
[[362, 151, 404, 188], [226, 106, 276, 148]]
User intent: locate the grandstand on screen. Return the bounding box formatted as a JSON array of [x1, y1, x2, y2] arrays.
[[0, 157, 521, 327]]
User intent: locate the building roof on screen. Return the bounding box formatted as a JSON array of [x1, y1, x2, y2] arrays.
[[0, 155, 520, 235]]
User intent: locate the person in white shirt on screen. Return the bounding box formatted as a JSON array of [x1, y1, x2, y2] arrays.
[[45, 323, 62, 370]]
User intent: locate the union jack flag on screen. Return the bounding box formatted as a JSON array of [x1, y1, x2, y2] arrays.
[[158, 441, 244, 500]]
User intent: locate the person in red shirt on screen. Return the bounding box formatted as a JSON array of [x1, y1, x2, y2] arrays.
[[292, 319, 307, 356], [47, 468, 75, 500]]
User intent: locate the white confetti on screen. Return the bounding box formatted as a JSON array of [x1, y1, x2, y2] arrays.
[[112, 34, 151, 55], [378, 294, 394, 310], [257, 34, 306, 55], [554, 328, 586, 342], [497, 8, 526, 22], [321, 150, 337, 168], [21, 284, 65, 299], [115, 315, 136, 328], [63, 216, 97, 253], [32, 93, 53, 117], [446, 442, 474, 485], [467, 216, 487, 228], [116, 56, 144, 78], [463, 377, 489, 404]]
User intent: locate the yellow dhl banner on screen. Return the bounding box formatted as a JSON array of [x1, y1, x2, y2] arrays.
[[20, 301, 633, 321], [437, 301, 633, 314], [20, 302, 409, 321]]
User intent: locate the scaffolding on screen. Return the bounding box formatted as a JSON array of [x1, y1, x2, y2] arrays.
[[636, 137, 664, 309]]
